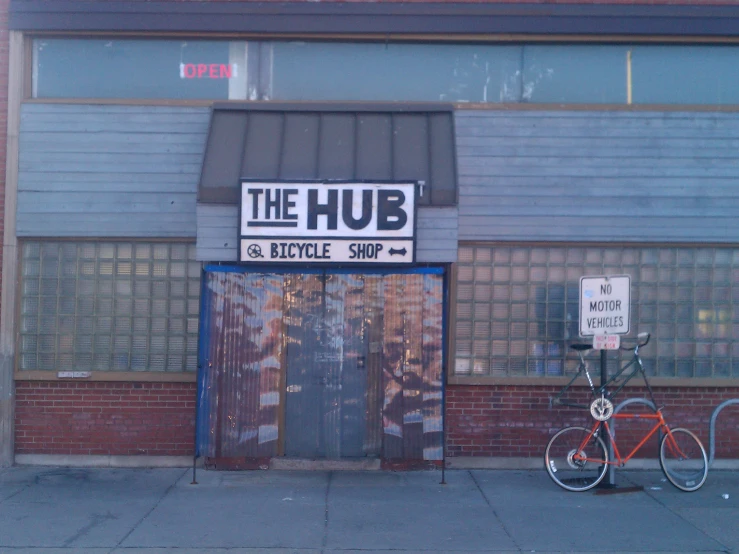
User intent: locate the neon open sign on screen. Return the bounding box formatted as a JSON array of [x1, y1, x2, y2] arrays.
[[179, 63, 239, 80]]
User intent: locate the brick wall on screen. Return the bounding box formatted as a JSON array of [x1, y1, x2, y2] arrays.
[[12, 380, 739, 459], [446, 385, 739, 459], [14, 381, 196, 456]]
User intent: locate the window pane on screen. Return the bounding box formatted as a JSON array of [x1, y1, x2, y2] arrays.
[[632, 46, 739, 105], [522, 45, 628, 103], [18, 241, 200, 372], [269, 42, 522, 103], [34, 39, 243, 100]]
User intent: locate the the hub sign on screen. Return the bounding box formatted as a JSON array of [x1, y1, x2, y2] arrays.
[[239, 182, 416, 264], [579, 275, 631, 336]]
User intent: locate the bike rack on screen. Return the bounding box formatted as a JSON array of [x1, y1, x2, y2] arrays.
[[606, 397, 738, 485], [605, 397, 659, 487], [708, 399, 739, 468]]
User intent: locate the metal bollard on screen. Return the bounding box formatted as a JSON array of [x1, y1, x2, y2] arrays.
[[709, 399, 739, 467]]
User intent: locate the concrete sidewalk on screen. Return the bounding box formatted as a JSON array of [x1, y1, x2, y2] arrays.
[[0, 465, 736, 553]]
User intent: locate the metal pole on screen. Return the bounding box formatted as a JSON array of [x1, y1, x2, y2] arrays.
[[440, 270, 449, 485], [191, 381, 199, 485], [598, 349, 616, 488], [191, 368, 199, 485], [440, 335, 447, 486]]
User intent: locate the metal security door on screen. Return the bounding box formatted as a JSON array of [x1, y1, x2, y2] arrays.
[[283, 274, 373, 458], [196, 271, 284, 461], [196, 267, 444, 464]]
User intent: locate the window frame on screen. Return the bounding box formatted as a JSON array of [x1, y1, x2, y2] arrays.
[[14, 239, 201, 383], [23, 34, 739, 110], [448, 242, 739, 388]]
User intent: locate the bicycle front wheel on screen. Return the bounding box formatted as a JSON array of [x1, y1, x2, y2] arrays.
[[659, 428, 708, 492], [545, 426, 609, 492]]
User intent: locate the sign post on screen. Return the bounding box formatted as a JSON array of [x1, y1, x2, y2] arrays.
[[579, 274, 631, 488]]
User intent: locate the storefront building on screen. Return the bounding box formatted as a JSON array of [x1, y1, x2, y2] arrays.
[[1, 1, 738, 468]]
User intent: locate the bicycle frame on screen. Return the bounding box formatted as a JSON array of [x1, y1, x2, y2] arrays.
[[551, 334, 658, 410], [573, 411, 685, 467]]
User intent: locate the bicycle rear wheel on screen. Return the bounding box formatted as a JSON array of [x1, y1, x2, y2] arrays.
[[659, 428, 708, 492], [545, 426, 609, 492]]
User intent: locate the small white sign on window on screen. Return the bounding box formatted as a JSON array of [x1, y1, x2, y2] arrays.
[[593, 334, 620, 350]]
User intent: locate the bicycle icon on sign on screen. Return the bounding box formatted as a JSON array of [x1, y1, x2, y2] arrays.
[[246, 244, 264, 259]]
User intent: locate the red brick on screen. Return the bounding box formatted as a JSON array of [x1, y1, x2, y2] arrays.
[[447, 385, 739, 458], [15, 381, 195, 456]]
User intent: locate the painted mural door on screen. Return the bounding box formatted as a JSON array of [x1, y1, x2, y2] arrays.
[[196, 268, 444, 462], [283, 273, 381, 458]]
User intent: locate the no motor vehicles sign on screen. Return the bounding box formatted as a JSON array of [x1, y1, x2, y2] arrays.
[[579, 275, 631, 337]]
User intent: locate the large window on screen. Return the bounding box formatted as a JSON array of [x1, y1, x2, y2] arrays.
[[34, 39, 238, 100], [454, 245, 739, 379], [19, 242, 200, 373], [32, 39, 739, 105]]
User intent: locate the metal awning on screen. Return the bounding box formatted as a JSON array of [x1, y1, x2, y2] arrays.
[[198, 103, 457, 206]]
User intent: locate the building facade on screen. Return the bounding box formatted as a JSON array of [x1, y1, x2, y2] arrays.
[[1, 1, 738, 468]]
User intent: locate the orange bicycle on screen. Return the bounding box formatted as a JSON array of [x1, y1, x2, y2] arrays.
[[545, 333, 708, 492]]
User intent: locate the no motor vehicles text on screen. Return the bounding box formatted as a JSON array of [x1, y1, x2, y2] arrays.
[[586, 316, 625, 329], [589, 300, 622, 312]]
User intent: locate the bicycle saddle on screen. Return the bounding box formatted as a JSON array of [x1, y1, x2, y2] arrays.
[[569, 343, 592, 351]]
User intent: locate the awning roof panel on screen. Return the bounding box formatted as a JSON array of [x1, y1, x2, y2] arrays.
[[199, 103, 457, 206]]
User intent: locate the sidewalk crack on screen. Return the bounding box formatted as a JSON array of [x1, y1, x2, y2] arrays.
[[630, 474, 732, 553], [469, 470, 522, 553], [321, 470, 333, 554], [63, 511, 118, 547], [108, 467, 188, 553], [0, 482, 33, 505]]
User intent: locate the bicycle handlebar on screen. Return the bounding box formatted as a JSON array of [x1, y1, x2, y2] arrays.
[[619, 332, 650, 351], [555, 332, 654, 412]]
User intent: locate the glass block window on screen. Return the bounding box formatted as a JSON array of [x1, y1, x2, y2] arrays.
[[454, 245, 739, 379], [19, 242, 200, 372]]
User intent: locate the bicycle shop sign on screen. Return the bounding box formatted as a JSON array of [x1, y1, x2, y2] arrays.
[[239, 182, 416, 265], [579, 275, 631, 344]]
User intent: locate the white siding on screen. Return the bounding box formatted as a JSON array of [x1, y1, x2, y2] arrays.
[[17, 104, 210, 237], [456, 110, 739, 242]]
